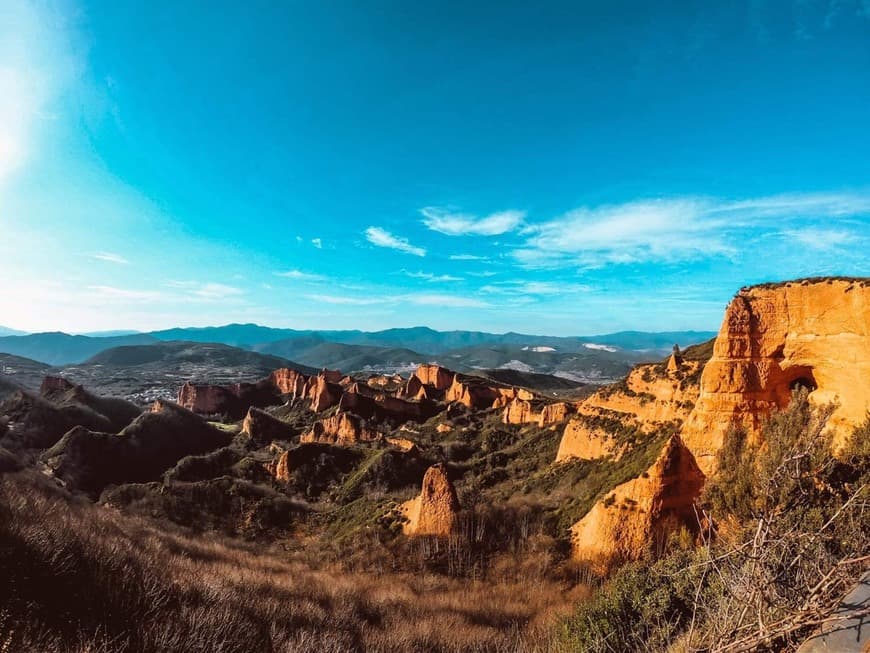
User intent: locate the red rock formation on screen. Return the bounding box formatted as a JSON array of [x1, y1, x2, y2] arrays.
[[274, 450, 290, 481], [557, 360, 700, 463], [302, 412, 381, 445], [319, 369, 344, 384], [414, 364, 455, 391], [241, 407, 295, 446], [269, 368, 308, 397], [177, 381, 240, 415], [539, 402, 575, 427], [307, 375, 342, 412], [400, 463, 460, 537], [386, 436, 417, 453], [502, 398, 539, 425], [681, 278, 870, 475], [39, 375, 76, 397], [570, 435, 705, 574], [367, 374, 403, 389], [445, 374, 501, 409]]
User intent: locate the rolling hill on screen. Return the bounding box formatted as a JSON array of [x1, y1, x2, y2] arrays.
[[0, 332, 158, 365]]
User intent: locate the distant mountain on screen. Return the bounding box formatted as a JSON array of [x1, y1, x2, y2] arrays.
[[150, 323, 715, 355], [0, 323, 716, 371], [0, 326, 28, 337], [149, 323, 305, 347], [0, 332, 159, 365], [77, 330, 143, 337], [267, 342, 428, 374]]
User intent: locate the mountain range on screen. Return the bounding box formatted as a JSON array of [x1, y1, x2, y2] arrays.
[[0, 323, 716, 366]]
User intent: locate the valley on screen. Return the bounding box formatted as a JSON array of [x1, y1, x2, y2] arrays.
[[0, 278, 867, 651]]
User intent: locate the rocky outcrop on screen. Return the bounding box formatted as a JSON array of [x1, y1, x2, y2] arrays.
[[386, 436, 417, 453], [681, 278, 870, 475], [273, 450, 291, 481], [338, 390, 440, 424], [540, 402, 575, 427], [307, 375, 342, 412], [445, 374, 500, 409], [367, 374, 403, 389], [556, 416, 621, 461], [502, 398, 540, 425], [400, 463, 460, 537], [302, 412, 382, 445], [269, 368, 308, 397], [557, 361, 700, 463], [414, 364, 455, 391], [39, 375, 76, 397], [570, 435, 705, 574], [241, 407, 295, 446]]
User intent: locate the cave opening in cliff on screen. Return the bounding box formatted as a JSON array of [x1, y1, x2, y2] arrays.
[[781, 366, 818, 405], [773, 366, 818, 408]]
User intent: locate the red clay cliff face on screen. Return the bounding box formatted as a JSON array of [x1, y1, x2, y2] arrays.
[[556, 360, 700, 463], [570, 435, 705, 575], [269, 368, 308, 397], [414, 364, 455, 391], [400, 463, 460, 537], [241, 407, 295, 446], [302, 412, 382, 445], [681, 278, 870, 475]]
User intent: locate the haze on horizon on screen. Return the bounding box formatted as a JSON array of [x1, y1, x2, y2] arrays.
[[1, 0, 869, 336]]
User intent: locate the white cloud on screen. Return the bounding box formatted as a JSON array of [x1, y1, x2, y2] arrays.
[[306, 294, 384, 306], [403, 270, 463, 282], [480, 281, 591, 295], [164, 280, 244, 300], [401, 293, 489, 308], [306, 292, 488, 308], [364, 226, 426, 257], [514, 192, 870, 268], [91, 251, 129, 265], [311, 238, 322, 249], [780, 227, 858, 250], [449, 254, 488, 261], [421, 207, 525, 236], [87, 285, 166, 301], [274, 269, 326, 281], [191, 283, 244, 299]]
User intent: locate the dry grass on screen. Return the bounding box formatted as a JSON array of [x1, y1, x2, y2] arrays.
[[0, 471, 579, 652]]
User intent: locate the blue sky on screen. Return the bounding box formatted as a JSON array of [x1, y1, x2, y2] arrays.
[[1, 0, 869, 335]]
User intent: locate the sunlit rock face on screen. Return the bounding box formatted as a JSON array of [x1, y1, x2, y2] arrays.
[[570, 435, 705, 575], [400, 463, 460, 537], [556, 361, 700, 463], [681, 278, 870, 475]]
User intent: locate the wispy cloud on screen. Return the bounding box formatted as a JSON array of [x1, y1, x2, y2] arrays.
[[91, 251, 129, 265], [421, 207, 525, 236], [190, 283, 244, 299], [165, 280, 244, 300], [514, 192, 870, 268], [274, 269, 326, 281], [306, 294, 384, 306], [311, 238, 322, 249], [480, 281, 591, 295], [305, 292, 488, 308], [449, 254, 488, 261], [403, 270, 463, 282], [364, 226, 426, 256], [780, 227, 859, 250], [87, 285, 166, 301], [401, 293, 489, 308]]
